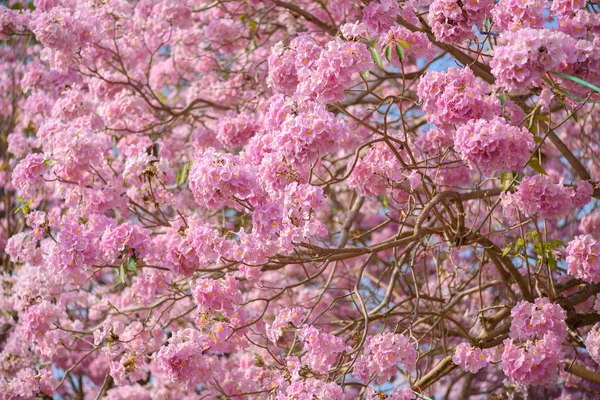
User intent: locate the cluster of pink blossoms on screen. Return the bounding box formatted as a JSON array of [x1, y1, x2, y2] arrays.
[[452, 343, 490, 374], [510, 298, 567, 341], [585, 325, 600, 365], [267, 307, 305, 344], [347, 142, 404, 197], [454, 117, 535, 175], [362, 0, 400, 35], [502, 333, 563, 386], [297, 325, 350, 374], [490, 28, 577, 94], [501, 298, 568, 386], [192, 274, 241, 314], [565, 234, 600, 284], [417, 67, 500, 130], [491, 0, 546, 32], [154, 328, 217, 390], [188, 147, 263, 210], [502, 175, 592, 220], [216, 111, 262, 150], [428, 0, 493, 43], [354, 333, 418, 384], [11, 153, 47, 199], [267, 35, 371, 104]]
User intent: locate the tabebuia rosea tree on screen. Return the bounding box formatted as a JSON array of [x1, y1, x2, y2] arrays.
[[2, 0, 600, 398]]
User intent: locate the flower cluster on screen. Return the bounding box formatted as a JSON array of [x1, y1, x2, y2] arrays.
[[417, 67, 500, 130], [354, 333, 418, 384], [216, 111, 262, 150], [267, 307, 305, 344], [362, 0, 401, 36], [510, 298, 567, 341], [189, 147, 263, 210], [492, 0, 546, 32], [298, 325, 350, 374], [154, 328, 217, 390], [347, 142, 404, 197], [565, 234, 600, 284], [192, 274, 242, 313], [267, 36, 371, 104], [585, 325, 600, 365], [502, 333, 563, 386], [491, 28, 577, 93], [454, 117, 535, 175], [501, 175, 575, 220], [429, 0, 493, 43], [452, 342, 489, 374]]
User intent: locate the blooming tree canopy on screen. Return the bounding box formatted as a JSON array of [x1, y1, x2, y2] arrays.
[[2, 0, 600, 399]]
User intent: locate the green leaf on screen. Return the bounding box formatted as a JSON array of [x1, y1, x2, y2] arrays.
[[119, 263, 126, 285], [397, 39, 412, 49], [528, 156, 547, 175], [395, 43, 405, 62], [370, 48, 383, 69], [549, 71, 600, 94], [360, 70, 370, 81], [502, 245, 511, 257], [542, 77, 600, 104], [240, 14, 247, 24], [124, 256, 138, 275], [501, 172, 513, 191], [385, 45, 393, 63], [176, 161, 191, 187], [572, 111, 579, 122], [498, 93, 506, 107]]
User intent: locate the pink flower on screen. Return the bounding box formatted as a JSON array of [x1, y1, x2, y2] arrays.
[[267, 307, 305, 344], [501, 175, 575, 220], [154, 328, 217, 390], [353, 333, 418, 384], [510, 298, 567, 342], [188, 147, 264, 210], [362, 0, 401, 36], [11, 153, 48, 199], [565, 235, 600, 284], [298, 325, 350, 374], [502, 333, 563, 386], [429, 0, 493, 43], [452, 342, 490, 374], [216, 111, 262, 150], [490, 28, 577, 94], [492, 0, 546, 32], [192, 274, 241, 313], [585, 325, 600, 365], [454, 117, 535, 175], [417, 67, 500, 131]]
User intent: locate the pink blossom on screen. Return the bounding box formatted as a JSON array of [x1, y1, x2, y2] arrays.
[[11, 153, 48, 199], [510, 298, 567, 342], [267, 307, 305, 344], [501, 175, 575, 220], [452, 342, 490, 374], [298, 325, 350, 374], [154, 328, 217, 390], [362, 0, 401, 36], [502, 333, 563, 386], [585, 325, 600, 365], [417, 67, 500, 130], [454, 117, 535, 175], [353, 333, 418, 384], [490, 28, 577, 94], [192, 274, 241, 313], [492, 0, 546, 32], [565, 235, 600, 284]]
